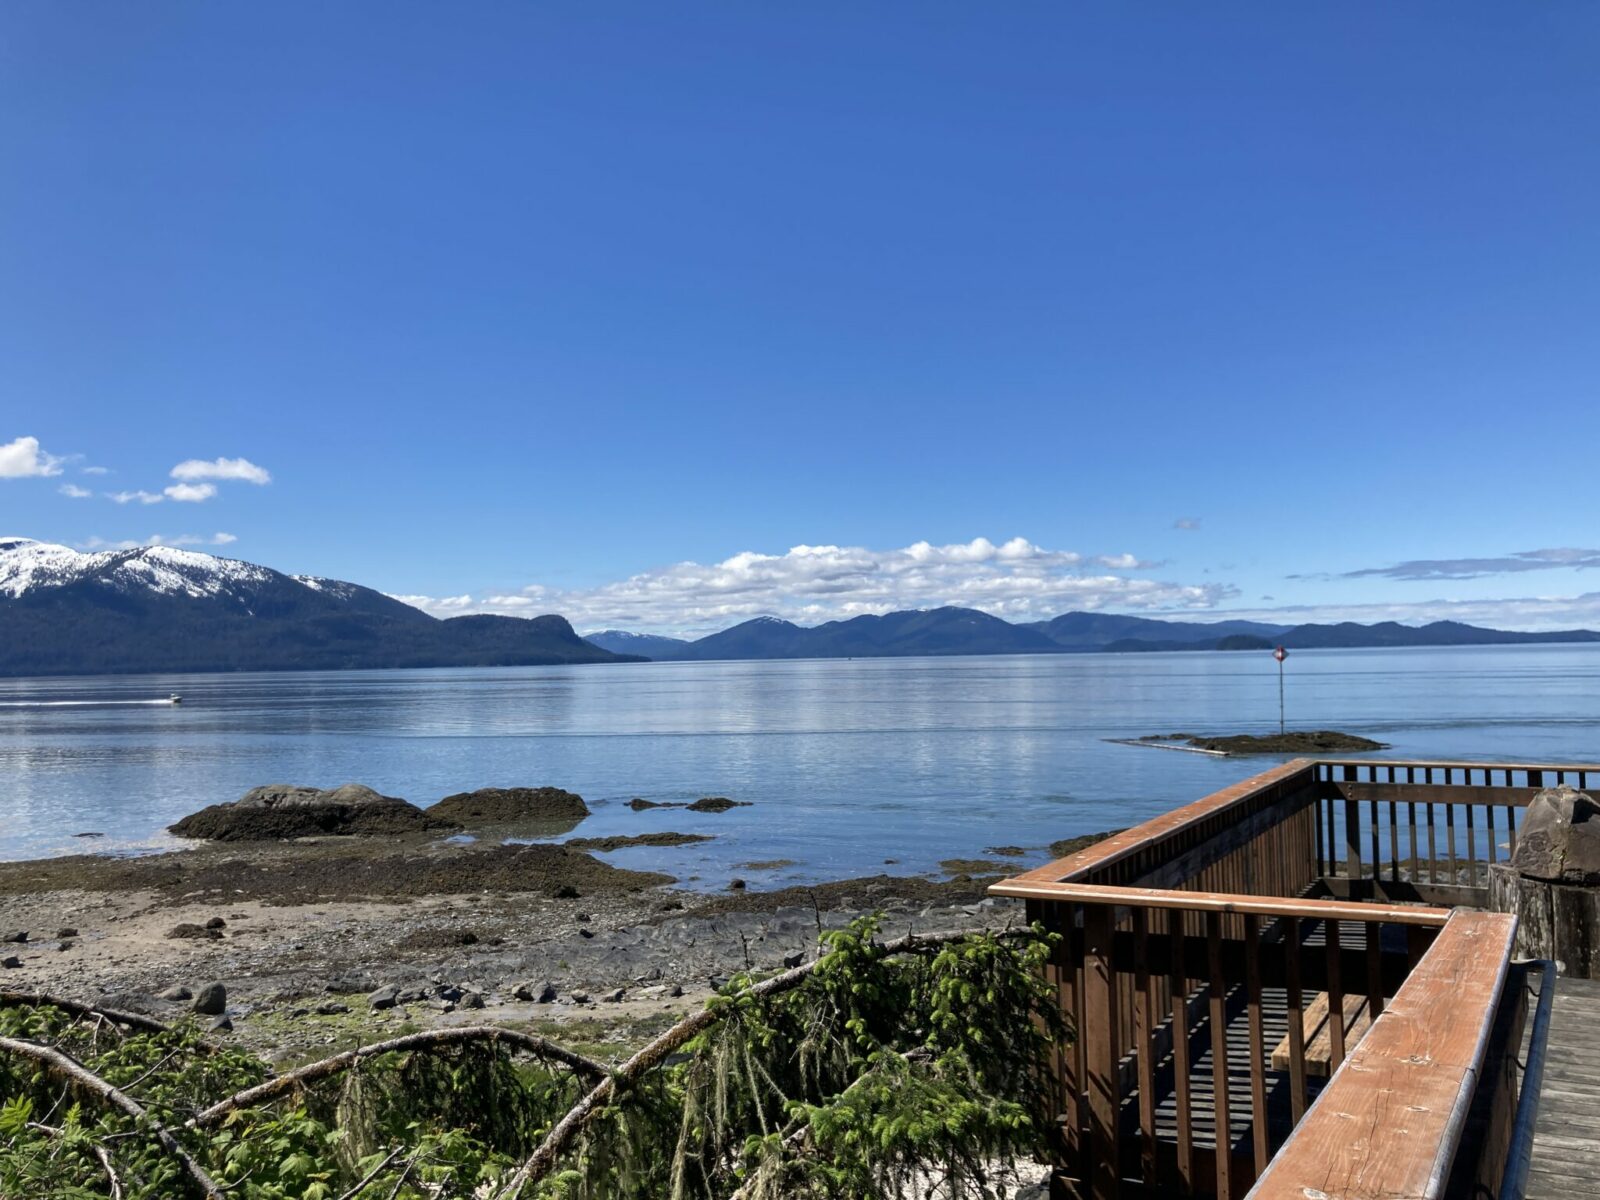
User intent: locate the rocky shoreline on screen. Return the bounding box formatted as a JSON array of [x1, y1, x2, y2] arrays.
[[0, 788, 1045, 1065]]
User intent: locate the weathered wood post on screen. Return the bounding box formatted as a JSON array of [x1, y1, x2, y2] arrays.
[[1488, 785, 1600, 976]]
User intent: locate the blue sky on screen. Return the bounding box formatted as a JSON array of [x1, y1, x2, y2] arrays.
[[3, 3, 1598, 634]]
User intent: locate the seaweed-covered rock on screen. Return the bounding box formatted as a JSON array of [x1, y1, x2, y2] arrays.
[[687, 796, 751, 813], [565, 832, 712, 851], [427, 786, 589, 824], [170, 783, 455, 841]]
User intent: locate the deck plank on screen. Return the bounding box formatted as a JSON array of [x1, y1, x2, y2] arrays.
[[1523, 977, 1600, 1200]]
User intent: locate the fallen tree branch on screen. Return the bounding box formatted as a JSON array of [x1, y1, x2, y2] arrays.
[[0, 1035, 224, 1200], [336, 1143, 405, 1200], [191, 1025, 608, 1128], [95, 1143, 126, 1200], [0, 990, 170, 1036], [493, 925, 1029, 1198]]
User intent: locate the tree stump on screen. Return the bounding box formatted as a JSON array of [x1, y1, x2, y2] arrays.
[[1489, 785, 1600, 977]]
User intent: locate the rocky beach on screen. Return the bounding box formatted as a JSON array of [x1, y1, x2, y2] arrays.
[[0, 782, 1058, 1068]]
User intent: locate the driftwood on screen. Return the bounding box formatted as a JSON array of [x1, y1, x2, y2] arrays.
[[191, 1025, 608, 1128], [0, 1035, 225, 1200], [0, 990, 171, 1036], [492, 925, 1024, 1198]]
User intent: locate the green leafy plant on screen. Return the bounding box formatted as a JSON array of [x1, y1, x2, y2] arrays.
[[0, 919, 1066, 1200]]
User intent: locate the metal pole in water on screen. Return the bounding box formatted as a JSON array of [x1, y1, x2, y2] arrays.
[[1273, 645, 1288, 735]]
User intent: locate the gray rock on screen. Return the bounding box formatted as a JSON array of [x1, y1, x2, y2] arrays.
[[167, 923, 221, 941], [208, 1015, 233, 1032], [324, 975, 375, 995], [727, 879, 747, 891], [1, 956, 20, 969], [513, 980, 559, 1003], [192, 983, 227, 1016], [396, 986, 429, 1004], [158, 985, 193, 1002], [368, 984, 399, 1011], [459, 990, 485, 1010], [205, 917, 226, 930], [601, 987, 625, 1003], [56, 928, 78, 939], [637, 966, 664, 982], [1513, 786, 1600, 884], [316, 1001, 350, 1015], [570, 990, 591, 1004], [2, 932, 26, 944]]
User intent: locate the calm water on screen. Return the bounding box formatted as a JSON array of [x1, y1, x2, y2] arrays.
[[1, 646, 1598, 886]]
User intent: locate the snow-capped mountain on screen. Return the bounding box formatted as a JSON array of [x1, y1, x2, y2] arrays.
[[0, 537, 637, 677], [0, 537, 278, 602]]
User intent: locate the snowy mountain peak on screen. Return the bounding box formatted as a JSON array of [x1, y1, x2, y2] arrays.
[[0, 537, 273, 601]]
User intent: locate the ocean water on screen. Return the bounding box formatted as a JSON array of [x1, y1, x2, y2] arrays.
[[1, 645, 1597, 887]]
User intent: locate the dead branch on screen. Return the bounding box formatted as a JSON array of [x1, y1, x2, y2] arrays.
[[0, 1035, 223, 1200], [191, 1025, 608, 1128], [493, 925, 1028, 1198], [0, 990, 170, 1036]]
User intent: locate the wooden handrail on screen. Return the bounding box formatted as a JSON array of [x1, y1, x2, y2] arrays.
[[990, 878, 1452, 927], [1244, 910, 1517, 1200], [1003, 759, 1317, 886]]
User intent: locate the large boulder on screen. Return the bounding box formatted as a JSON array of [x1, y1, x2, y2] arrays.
[[1511, 786, 1600, 884], [426, 786, 589, 825], [170, 783, 456, 841]]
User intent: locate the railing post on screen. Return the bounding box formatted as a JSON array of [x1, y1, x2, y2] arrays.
[[1082, 903, 1121, 1200]]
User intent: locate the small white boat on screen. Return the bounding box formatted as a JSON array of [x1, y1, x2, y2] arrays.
[[168, 694, 183, 705]]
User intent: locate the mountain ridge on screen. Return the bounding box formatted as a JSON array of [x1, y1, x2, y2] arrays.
[[6, 537, 1599, 676], [600, 609, 1600, 660], [0, 537, 638, 677]]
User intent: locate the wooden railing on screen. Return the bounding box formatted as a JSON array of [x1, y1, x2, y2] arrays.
[[990, 757, 1569, 1200]]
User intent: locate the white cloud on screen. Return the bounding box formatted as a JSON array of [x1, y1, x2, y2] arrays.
[[80, 532, 239, 551], [0, 436, 65, 479], [81, 465, 110, 476], [164, 481, 218, 503], [393, 536, 1237, 634], [108, 490, 164, 505], [58, 483, 93, 499], [170, 457, 271, 485], [1173, 518, 1202, 531]]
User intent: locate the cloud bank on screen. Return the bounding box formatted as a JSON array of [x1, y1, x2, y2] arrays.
[[79, 532, 239, 551], [1339, 548, 1600, 582], [396, 536, 1236, 635]]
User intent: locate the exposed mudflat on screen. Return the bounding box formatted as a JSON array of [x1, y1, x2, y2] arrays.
[[0, 829, 1046, 1066]]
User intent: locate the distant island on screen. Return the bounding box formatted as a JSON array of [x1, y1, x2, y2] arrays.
[[4, 536, 1598, 678], [586, 608, 1600, 660]]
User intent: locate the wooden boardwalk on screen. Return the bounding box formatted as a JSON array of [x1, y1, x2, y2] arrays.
[[1524, 975, 1600, 1200]]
